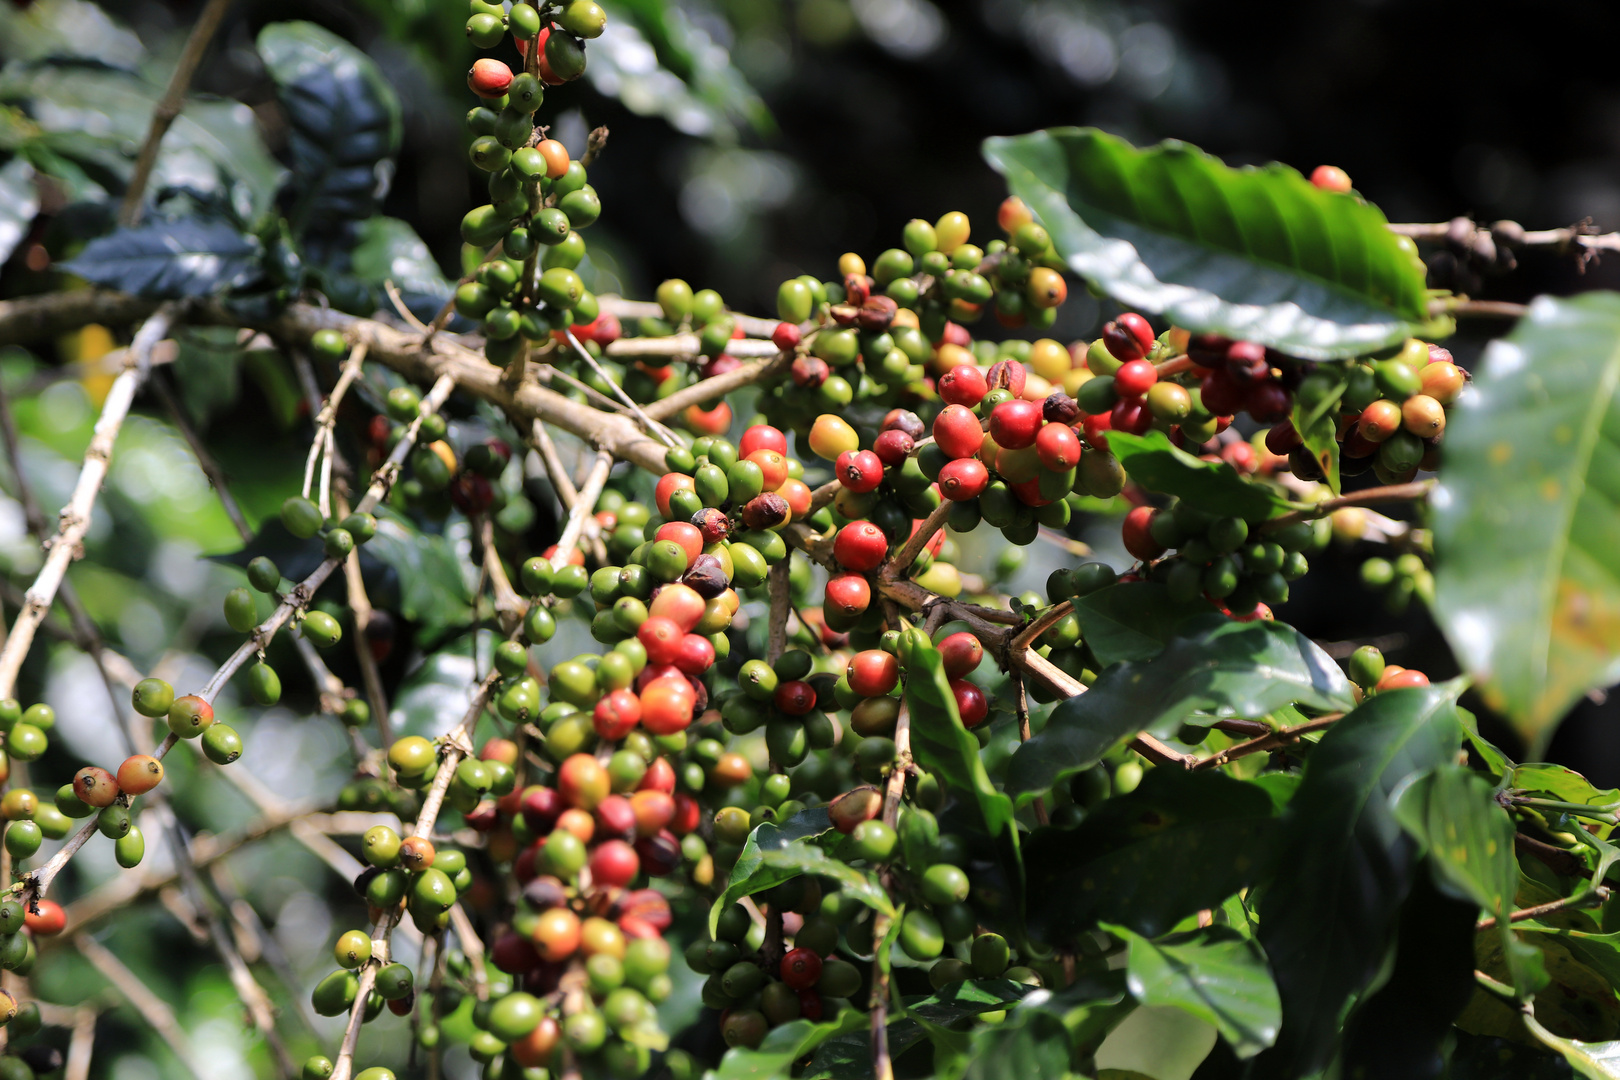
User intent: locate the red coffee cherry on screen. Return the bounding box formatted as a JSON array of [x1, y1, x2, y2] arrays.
[[1109, 398, 1152, 435], [950, 679, 988, 728], [1104, 313, 1155, 361], [1113, 359, 1158, 399], [774, 680, 817, 716], [836, 450, 884, 494], [824, 573, 872, 618], [1311, 164, 1352, 192], [467, 58, 514, 99], [1122, 505, 1167, 562], [938, 365, 988, 407], [589, 839, 641, 888], [739, 424, 787, 458], [1034, 422, 1081, 471], [985, 359, 1027, 397], [780, 948, 823, 990], [1245, 382, 1291, 424], [938, 457, 989, 502], [834, 522, 889, 572], [1265, 421, 1302, 454], [790, 355, 827, 387], [1198, 368, 1245, 417], [933, 404, 985, 459], [1081, 411, 1112, 451], [593, 689, 642, 740], [847, 650, 900, 697], [939, 632, 983, 679], [988, 399, 1042, 450], [882, 409, 926, 439], [872, 428, 914, 467]]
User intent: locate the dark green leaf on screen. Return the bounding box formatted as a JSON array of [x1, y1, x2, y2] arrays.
[[0, 0, 144, 67], [1432, 292, 1620, 754], [1290, 366, 1351, 495], [1393, 764, 1547, 995], [1510, 763, 1620, 809], [350, 215, 452, 300], [1107, 924, 1280, 1059], [708, 808, 894, 936], [59, 217, 260, 298], [365, 507, 474, 639], [1448, 1030, 1581, 1080], [1524, 1013, 1620, 1080], [0, 156, 37, 266], [904, 635, 1021, 855], [1252, 681, 1464, 1080], [709, 1010, 867, 1080], [1107, 431, 1302, 520], [1069, 581, 1219, 667], [981, 127, 1436, 360], [257, 21, 402, 233], [1007, 615, 1353, 802], [909, 979, 1033, 1027], [1024, 768, 1279, 941], [954, 973, 1133, 1080], [1519, 925, 1620, 990], [1337, 871, 1481, 1079]]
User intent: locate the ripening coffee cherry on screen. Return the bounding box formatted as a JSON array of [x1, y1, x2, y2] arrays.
[[132, 677, 174, 719], [1121, 506, 1166, 562], [73, 767, 120, 809], [467, 58, 514, 98], [168, 695, 214, 740], [335, 929, 373, 969], [1310, 164, 1353, 192]]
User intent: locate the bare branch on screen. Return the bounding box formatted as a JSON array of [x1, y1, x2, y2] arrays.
[[148, 370, 252, 541], [1191, 714, 1344, 771], [119, 0, 234, 226], [883, 498, 950, 579], [550, 451, 612, 571], [0, 303, 177, 700], [76, 933, 206, 1080], [765, 560, 791, 665]]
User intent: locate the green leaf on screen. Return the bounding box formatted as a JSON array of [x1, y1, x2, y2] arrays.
[[1290, 366, 1351, 495], [1337, 871, 1481, 1078], [59, 217, 260, 298], [910, 979, 1035, 1026], [1069, 582, 1219, 667], [349, 216, 452, 300], [1107, 431, 1302, 521], [951, 973, 1133, 1080], [1252, 681, 1464, 1079], [707, 1010, 868, 1080], [257, 21, 402, 234], [708, 807, 834, 936], [981, 127, 1435, 360], [0, 156, 37, 267], [0, 0, 144, 68], [904, 635, 1021, 857], [1524, 1012, 1620, 1079], [1106, 924, 1279, 1059], [1431, 292, 1620, 753], [1023, 768, 1279, 941], [1392, 764, 1546, 995], [364, 507, 475, 640], [1510, 762, 1620, 810], [1007, 615, 1353, 802], [708, 809, 891, 936]]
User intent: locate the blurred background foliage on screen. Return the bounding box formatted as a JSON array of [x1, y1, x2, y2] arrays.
[[0, 0, 1618, 1076]]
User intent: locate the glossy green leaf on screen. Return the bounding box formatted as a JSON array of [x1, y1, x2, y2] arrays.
[[0, 0, 145, 68], [1107, 431, 1302, 520], [954, 973, 1133, 1080], [1519, 925, 1620, 990], [1432, 292, 1620, 753], [758, 846, 893, 919], [1107, 924, 1279, 1059], [708, 807, 834, 937], [1007, 615, 1353, 802], [904, 634, 1020, 855], [1023, 768, 1279, 941], [708, 1010, 868, 1080], [0, 156, 37, 267], [59, 217, 260, 298], [257, 21, 402, 234], [365, 508, 475, 641], [1069, 582, 1219, 667], [1290, 366, 1352, 495], [1252, 681, 1464, 1079], [1524, 1012, 1620, 1079], [350, 216, 452, 300], [1510, 762, 1620, 810], [1392, 764, 1546, 995], [1337, 872, 1480, 1078], [981, 127, 1435, 360]]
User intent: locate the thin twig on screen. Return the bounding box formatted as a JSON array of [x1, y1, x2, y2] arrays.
[[149, 369, 251, 541], [1475, 886, 1612, 932], [1191, 714, 1344, 771], [765, 560, 791, 665], [481, 515, 527, 633], [301, 342, 369, 516], [0, 303, 177, 700], [1263, 481, 1434, 530], [64, 1006, 97, 1080], [530, 419, 580, 508], [884, 499, 950, 579], [76, 934, 206, 1080], [563, 330, 679, 446], [449, 903, 490, 1001], [119, 0, 234, 226], [549, 450, 611, 571]]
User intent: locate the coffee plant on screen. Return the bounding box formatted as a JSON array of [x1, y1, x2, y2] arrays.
[[0, 2, 1617, 1079]]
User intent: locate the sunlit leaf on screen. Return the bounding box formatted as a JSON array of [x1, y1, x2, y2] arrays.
[[1432, 292, 1620, 753], [1107, 923, 1280, 1058], [982, 127, 1437, 360], [1107, 430, 1302, 520]]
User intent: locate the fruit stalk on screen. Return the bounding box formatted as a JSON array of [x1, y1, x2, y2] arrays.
[[301, 341, 370, 517]]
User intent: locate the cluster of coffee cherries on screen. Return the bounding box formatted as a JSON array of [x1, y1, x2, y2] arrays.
[[0, 895, 59, 1068], [1346, 644, 1431, 698], [1358, 549, 1436, 616], [456, 1, 612, 367], [752, 203, 1074, 430], [1118, 501, 1326, 615]]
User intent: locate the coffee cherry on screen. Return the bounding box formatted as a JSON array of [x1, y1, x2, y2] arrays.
[[201, 723, 243, 765], [1310, 165, 1352, 192], [132, 677, 174, 719], [950, 679, 988, 728], [73, 767, 120, 809], [834, 522, 888, 572], [468, 58, 513, 98], [303, 610, 342, 649], [1122, 506, 1166, 562], [168, 695, 214, 739], [933, 405, 985, 459], [1114, 359, 1158, 398], [1401, 394, 1445, 438]]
